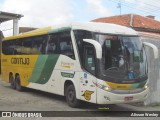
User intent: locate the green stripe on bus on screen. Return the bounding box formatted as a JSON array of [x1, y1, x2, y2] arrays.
[[29, 55, 48, 83], [131, 80, 147, 88], [35, 54, 59, 84], [48, 27, 71, 34], [137, 80, 147, 88]]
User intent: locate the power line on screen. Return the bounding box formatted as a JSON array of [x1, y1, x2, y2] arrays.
[[121, 0, 160, 18], [143, 8, 160, 15], [120, 0, 159, 12], [109, 0, 160, 18], [134, 0, 160, 9], [121, 0, 160, 16], [109, 0, 154, 13]]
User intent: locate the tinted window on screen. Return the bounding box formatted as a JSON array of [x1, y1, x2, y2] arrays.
[[84, 46, 96, 75], [73, 30, 93, 63], [13, 39, 22, 55], [21, 38, 32, 54], [59, 31, 75, 59], [2, 40, 15, 55], [32, 35, 47, 54], [2, 35, 48, 55], [47, 34, 58, 54]]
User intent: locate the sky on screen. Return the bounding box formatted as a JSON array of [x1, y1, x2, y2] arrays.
[[0, 0, 160, 36]]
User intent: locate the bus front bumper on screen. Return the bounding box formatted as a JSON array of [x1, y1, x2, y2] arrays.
[[97, 87, 149, 104]]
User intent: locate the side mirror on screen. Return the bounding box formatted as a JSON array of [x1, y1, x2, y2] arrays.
[[83, 39, 102, 59], [143, 42, 158, 59]]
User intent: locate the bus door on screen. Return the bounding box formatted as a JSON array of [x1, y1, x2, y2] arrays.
[[80, 45, 97, 103]]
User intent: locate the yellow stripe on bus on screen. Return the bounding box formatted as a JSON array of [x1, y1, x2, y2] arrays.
[[3, 26, 52, 41], [106, 81, 132, 90]]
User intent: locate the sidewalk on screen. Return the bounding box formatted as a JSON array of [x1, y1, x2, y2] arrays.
[[128, 102, 160, 111]]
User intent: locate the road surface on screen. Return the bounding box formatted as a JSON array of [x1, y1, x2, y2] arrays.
[[0, 78, 159, 119]]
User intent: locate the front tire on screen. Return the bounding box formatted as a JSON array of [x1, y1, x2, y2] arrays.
[[65, 84, 80, 108]]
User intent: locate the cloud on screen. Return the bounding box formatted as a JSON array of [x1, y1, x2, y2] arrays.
[[1, 0, 75, 27], [0, 0, 75, 36], [86, 0, 112, 17]]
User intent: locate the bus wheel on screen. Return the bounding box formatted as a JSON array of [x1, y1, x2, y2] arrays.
[[66, 84, 80, 108], [15, 75, 23, 91], [10, 74, 15, 89]]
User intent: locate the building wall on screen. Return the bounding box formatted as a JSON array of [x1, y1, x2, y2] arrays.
[[141, 34, 160, 104], [0, 31, 4, 73]]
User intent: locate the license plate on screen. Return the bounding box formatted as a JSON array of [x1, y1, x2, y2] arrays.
[[124, 96, 133, 101]]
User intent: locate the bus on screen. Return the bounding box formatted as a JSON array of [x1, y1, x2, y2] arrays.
[[1, 22, 153, 107]]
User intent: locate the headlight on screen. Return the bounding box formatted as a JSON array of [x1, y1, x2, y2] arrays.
[[103, 86, 111, 91], [144, 84, 149, 90], [96, 83, 112, 91]]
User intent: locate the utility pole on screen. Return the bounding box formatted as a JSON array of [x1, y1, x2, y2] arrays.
[[117, 0, 121, 16]]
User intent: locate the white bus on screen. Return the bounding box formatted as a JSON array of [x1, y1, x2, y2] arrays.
[[1, 22, 152, 107]]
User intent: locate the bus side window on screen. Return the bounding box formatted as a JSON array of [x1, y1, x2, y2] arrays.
[[84, 46, 96, 75], [14, 39, 23, 55], [22, 38, 32, 54], [2, 40, 15, 55], [59, 31, 75, 59], [47, 34, 58, 54], [104, 40, 112, 69], [73, 30, 93, 66], [32, 35, 47, 54]]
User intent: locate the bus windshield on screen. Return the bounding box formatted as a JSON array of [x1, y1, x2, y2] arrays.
[[73, 30, 148, 83], [98, 34, 148, 83]]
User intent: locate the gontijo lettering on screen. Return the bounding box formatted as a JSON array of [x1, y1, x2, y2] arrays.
[[11, 58, 30, 65]]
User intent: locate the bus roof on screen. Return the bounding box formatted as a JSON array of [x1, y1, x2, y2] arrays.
[[3, 26, 52, 40], [4, 22, 138, 40], [49, 22, 138, 35]]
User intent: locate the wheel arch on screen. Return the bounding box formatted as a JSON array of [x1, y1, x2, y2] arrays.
[[9, 72, 14, 83], [64, 80, 74, 96], [15, 73, 20, 78]]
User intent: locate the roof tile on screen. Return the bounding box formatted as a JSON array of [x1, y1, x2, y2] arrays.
[[92, 14, 160, 30]]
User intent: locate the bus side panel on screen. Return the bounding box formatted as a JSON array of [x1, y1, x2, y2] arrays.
[[27, 54, 61, 94], [54, 55, 79, 96], [1, 54, 39, 87], [27, 54, 80, 97]]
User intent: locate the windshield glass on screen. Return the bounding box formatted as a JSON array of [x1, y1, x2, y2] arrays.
[[98, 34, 147, 83], [73, 30, 148, 83]]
